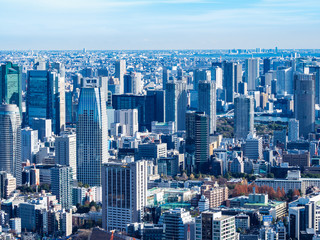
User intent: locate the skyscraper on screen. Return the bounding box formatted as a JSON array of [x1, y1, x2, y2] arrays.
[[288, 119, 299, 141], [162, 67, 170, 90], [159, 208, 194, 240], [27, 69, 65, 134], [115, 60, 126, 94], [186, 111, 209, 173], [124, 72, 142, 94], [77, 78, 108, 186], [0, 62, 22, 114], [211, 66, 223, 89], [309, 66, 320, 104], [263, 58, 271, 74], [234, 63, 242, 93], [165, 81, 187, 131], [0, 104, 21, 184], [193, 69, 210, 91], [245, 58, 260, 91], [55, 132, 77, 180], [102, 160, 147, 231], [294, 73, 315, 139], [234, 95, 254, 139], [223, 62, 235, 103], [21, 128, 39, 163], [51, 165, 73, 209], [198, 81, 216, 134]]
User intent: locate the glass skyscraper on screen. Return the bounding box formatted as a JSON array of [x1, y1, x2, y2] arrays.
[[0, 62, 22, 114], [76, 78, 108, 186], [0, 104, 21, 185], [27, 69, 65, 134]]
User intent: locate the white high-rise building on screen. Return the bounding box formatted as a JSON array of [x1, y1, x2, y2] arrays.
[[196, 211, 236, 240], [245, 58, 260, 91], [0, 104, 21, 185], [276, 67, 294, 95], [211, 66, 223, 89], [198, 81, 216, 134], [115, 60, 126, 94], [113, 109, 138, 136], [55, 132, 77, 180], [21, 127, 39, 163], [76, 78, 108, 186], [102, 160, 148, 231], [288, 119, 299, 141]]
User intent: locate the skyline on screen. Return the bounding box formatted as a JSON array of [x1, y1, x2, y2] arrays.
[[0, 0, 319, 50]]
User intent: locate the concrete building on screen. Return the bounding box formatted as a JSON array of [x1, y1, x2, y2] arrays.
[[159, 208, 194, 240], [288, 119, 299, 141], [244, 132, 263, 160], [0, 171, 16, 199], [114, 109, 138, 136], [21, 128, 39, 163], [245, 58, 260, 91], [102, 160, 147, 231], [200, 183, 228, 208], [55, 132, 77, 180], [283, 150, 310, 169], [196, 211, 236, 240], [51, 165, 73, 209]]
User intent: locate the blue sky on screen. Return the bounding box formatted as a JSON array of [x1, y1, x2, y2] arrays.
[[0, 0, 319, 50]]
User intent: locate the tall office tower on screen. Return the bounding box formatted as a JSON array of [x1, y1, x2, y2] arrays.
[[193, 69, 211, 91], [159, 208, 194, 240], [211, 66, 223, 89], [234, 95, 254, 139], [165, 81, 187, 131], [27, 69, 65, 134], [177, 68, 184, 80], [124, 72, 142, 94], [196, 211, 236, 240], [288, 119, 299, 141], [76, 78, 108, 186], [0, 104, 21, 185], [245, 58, 260, 91], [115, 60, 126, 94], [223, 62, 235, 103], [244, 132, 263, 160], [72, 73, 82, 91], [112, 90, 165, 131], [114, 109, 139, 136], [198, 81, 216, 134], [294, 73, 315, 139], [162, 67, 170, 90], [21, 128, 39, 163], [0, 62, 22, 114], [102, 160, 147, 231], [234, 63, 242, 93], [186, 111, 209, 173], [55, 133, 77, 180], [263, 58, 271, 74], [51, 165, 73, 209], [309, 66, 320, 104], [32, 118, 52, 141], [276, 67, 294, 95]]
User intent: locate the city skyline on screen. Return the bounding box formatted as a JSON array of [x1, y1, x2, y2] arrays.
[[0, 0, 320, 50]]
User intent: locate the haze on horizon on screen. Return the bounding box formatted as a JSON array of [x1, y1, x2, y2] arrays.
[[0, 0, 319, 50]]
